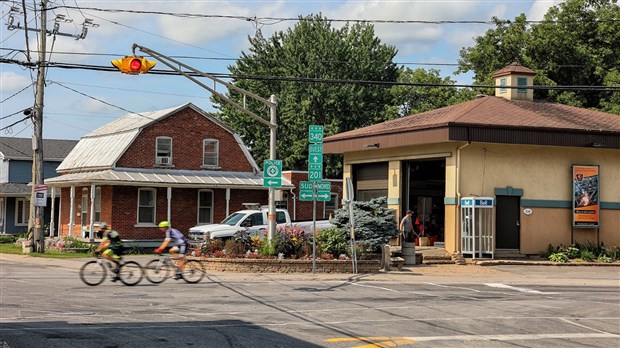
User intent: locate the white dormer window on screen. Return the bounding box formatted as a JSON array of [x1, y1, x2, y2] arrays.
[[156, 137, 172, 166], [203, 139, 219, 167]]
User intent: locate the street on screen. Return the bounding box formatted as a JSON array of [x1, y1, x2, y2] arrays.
[[0, 255, 619, 347]]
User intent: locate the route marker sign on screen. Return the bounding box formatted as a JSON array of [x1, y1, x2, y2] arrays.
[[308, 125, 324, 144], [263, 160, 282, 187], [308, 144, 323, 155], [308, 163, 323, 181]]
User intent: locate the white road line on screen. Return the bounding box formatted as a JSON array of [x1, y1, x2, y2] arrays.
[[559, 317, 614, 334], [345, 281, 399, 292], [424, 282, 482, 292], [484, 283, 558, 294], [404, 332, 619, 342]]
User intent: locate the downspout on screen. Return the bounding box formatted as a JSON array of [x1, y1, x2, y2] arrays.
[[455, 141, 470, 253], [290, 188, 296, 221]]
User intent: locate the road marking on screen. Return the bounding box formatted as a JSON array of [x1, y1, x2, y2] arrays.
[[403, 332, 619, 342], [346, 282, 399, 292], [424, 282, 482, 292], [326, 336, 415, 347], [484, 283, 558, 294]]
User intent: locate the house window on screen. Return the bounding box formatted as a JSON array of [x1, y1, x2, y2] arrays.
[[197, 190, 213, 224], [94, 187, 101, 223], [81, 189, 89, 227], [156, 137, 172, 166], [517, 77, 527, 94], [203, 139, 219, 167], [499, 78, 507, 94], [137, 188, 156, 224], [324, 193, 339, 218], [15, 198, 29, 226]]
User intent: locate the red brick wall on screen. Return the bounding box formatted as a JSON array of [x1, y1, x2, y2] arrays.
[[116, 107, 254, 172]]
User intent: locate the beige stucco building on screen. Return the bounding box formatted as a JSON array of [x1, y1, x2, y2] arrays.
[[324, 64, 620, 257]]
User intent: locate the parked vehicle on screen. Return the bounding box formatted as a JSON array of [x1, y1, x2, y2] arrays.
[[188, 207, 333, 242]]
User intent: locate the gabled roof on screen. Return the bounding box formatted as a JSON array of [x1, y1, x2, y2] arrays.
[[57, 103, 258, 173], [323, 96, 620, 153], [0, 138, 78, 161]]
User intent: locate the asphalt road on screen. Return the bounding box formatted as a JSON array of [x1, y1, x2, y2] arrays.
[[0, 255, 619, 348]]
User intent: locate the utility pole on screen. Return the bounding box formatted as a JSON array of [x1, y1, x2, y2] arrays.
[[30, 0, 47, 253]]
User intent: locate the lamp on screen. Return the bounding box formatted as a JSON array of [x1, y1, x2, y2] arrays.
[[363, 143, 380, 149], [590, 142, 607, 148]]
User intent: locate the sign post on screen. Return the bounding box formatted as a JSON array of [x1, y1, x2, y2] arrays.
[[263, 160, 282, 188]]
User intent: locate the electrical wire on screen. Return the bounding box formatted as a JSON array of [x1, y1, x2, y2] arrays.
[[0, 82, 34, 103]]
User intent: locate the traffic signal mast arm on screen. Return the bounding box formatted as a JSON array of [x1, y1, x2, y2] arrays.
[[128, 43, 279, 241]]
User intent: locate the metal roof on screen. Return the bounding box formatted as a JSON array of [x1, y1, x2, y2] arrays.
[[45, 167, 294, 189]]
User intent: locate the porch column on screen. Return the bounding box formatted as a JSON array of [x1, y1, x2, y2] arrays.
[[225, 188, 230, 216], [50, 186, 55, 237], [167, 187, 172, 223], [89, 184, 95, 242], [388, 161, 402, 218], [68, 186, 75, 237]]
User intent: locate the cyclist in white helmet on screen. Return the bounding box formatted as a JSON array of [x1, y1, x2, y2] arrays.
[[154, 221, 189, 279]]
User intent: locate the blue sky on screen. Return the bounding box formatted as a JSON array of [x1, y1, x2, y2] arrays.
[[1, 0, 563, 140]]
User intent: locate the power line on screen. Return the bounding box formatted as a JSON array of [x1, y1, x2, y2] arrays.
[[46, 5, 620, 25], [3, 58, 619, 92]]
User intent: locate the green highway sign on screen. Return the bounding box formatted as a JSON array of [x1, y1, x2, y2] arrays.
[[308, 163, 323, 181], [300, 181, 313, 191], [309, 125, 324, 144], [316, 181, 331, 201], [263, 159, 282, 187], [299, 190, 314, 201], [309, 154, 323, 165], [308, 144, 323, 155]]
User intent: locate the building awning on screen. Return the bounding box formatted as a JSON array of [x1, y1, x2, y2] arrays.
[[44, 168, 294, 189], [0, 183, 31, 196]]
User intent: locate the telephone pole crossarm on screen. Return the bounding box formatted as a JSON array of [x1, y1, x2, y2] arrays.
[[131, 44, 279, 241]]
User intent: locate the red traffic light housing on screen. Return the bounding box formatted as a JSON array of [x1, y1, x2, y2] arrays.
[[111, 56, 156, 75]]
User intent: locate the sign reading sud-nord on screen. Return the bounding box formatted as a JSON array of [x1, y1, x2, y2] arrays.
[[315, 181, 331, 201], [299, 181, 331, 201], [299, 181, 314, 201], [263, 160, 282, 188]]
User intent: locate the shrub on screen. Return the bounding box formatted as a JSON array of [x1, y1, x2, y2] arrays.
[[549, 252, 568, 263], [580, 250, 595, 262], [224, 239, 245, 258], [565, 247, 580, 259], [0, 235, 17, 244], [202, 239, 224, 256], [597, 255, 612, 263], [315, 227, 349, 257], [274, 226, 308, 258], [259, 239, 276, 257]]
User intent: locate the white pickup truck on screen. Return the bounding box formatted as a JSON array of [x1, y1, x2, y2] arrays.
[[188, 208, 333, 241]]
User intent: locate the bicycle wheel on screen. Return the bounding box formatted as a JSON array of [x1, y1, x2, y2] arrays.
[[144, 259, 172, 283], [118, 261, 144, 286], [79, 260, 106, 286], [182, 259, 205, 284]]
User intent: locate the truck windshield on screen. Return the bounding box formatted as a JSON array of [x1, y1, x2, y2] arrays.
[[221, 213, 245, 226]]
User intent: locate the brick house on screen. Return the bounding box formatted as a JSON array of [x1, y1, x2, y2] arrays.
[[45, 103, 295, 240]]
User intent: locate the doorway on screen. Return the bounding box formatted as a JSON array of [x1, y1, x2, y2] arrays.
[[495, 195, 520, 249], [402, 159, 446, 242]]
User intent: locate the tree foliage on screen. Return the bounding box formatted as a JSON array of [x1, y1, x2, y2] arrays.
[[213, 15, 399, 178], [386, 67, 477, 118], [330, 196, 398, 253], [458, 0, 620, 113]]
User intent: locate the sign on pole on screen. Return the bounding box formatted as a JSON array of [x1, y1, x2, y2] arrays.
[[34, 185, 48, 207], [299, 181, 314, 201], [308, 163, 323, 181], [308, 125, 324, 144], [263, 160, 282, 188], [315, 181, 331, 201]]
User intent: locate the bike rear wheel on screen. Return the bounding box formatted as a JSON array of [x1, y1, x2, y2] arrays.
[[118, 261, 144, 286], [79, 260, 106, 286], [182, 259, 205, 284], [144, 259, 172, 283]]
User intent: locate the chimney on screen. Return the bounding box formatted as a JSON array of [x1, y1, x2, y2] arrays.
[[492, 63, 535, 101]]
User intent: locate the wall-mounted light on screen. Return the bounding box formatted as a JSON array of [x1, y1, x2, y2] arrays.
[[363, 143, 380, 149], [590, 142, 607, 148]]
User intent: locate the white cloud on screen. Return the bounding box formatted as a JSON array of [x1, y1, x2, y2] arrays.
[[72, 97, 116, 114], [0, 71, 33, 93], [528, 0, 564, 21]]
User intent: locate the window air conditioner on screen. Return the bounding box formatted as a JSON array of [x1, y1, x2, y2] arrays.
[[156, 156, 171, 165]]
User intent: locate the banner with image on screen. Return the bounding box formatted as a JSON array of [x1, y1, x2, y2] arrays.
[[572, 165, 599, 227]]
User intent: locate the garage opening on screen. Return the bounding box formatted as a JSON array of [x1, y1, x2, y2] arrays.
[[402, 159, 446, 243]]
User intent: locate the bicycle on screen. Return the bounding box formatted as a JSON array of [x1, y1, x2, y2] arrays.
[[144, 253, 205, 284], [79, 254, 144, 286]]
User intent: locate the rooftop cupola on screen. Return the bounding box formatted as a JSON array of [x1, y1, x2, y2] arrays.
[[492, 63, 535, 101]]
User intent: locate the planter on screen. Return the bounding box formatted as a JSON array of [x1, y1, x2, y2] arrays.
[[198, 258, 381, 273], [21, 241, 32, 254]]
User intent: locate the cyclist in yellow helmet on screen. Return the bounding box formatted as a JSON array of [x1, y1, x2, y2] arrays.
[[94, 222, 124, 281], [154, 221, 189, 279]]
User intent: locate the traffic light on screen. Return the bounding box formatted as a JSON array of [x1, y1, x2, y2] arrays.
[[111, 56, 156, 75]]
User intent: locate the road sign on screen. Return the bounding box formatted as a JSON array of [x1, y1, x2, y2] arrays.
[[308, 163, 322, 181], [308, 144, 323, 155], [309, 154, 323, 165], [263, 160, 282, 187], [315, 181, 331, 202], [309, 125, 324, 144], [299, 190, 314, 201]]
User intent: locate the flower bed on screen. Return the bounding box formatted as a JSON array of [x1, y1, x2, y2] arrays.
[[198, 257, 381, 273]]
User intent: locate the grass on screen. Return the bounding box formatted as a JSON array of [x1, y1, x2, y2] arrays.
[[0, 243, 91, 258]]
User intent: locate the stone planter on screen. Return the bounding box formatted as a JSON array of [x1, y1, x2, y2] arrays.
[[198, 258, 381, 273], [21, 241, 32, 254]]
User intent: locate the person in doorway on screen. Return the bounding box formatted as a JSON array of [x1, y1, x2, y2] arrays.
[[154, 221, 189, 279], [399, 210, 415, 243], [94, 222, 124, 281]]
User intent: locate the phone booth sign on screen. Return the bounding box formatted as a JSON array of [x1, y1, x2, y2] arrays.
[[461, 197, 495, 259]]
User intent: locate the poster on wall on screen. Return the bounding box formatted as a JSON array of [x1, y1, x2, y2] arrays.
[[572, 165, 599, 227]]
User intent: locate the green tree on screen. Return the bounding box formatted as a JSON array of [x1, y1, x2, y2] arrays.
[[213, 15, 399, 178], [330, 196, 398, 253], [386, 67, 477, 118], [458, 0, 620, 113]]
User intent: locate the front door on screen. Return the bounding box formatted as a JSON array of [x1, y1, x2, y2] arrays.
[[495, 195, 520, 249]]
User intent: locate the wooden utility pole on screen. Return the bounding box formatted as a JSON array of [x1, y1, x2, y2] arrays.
[[30, 0, 47, 253]]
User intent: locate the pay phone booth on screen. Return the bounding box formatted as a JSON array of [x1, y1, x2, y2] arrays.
[[461, 197, 495, 259]]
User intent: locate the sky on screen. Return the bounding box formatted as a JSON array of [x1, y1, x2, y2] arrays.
[[1, 0, 565, 141]]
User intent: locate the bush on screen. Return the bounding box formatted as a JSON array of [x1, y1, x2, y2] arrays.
[[315, 227, 349, 257], [274, 226, 308, 258], [0, 235, 17, 244], [580, 250, 595, 262], [566, 247, 580, 259], [549, 252, 568, 263], [224, 239, 245, 258]]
